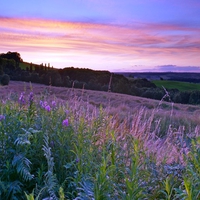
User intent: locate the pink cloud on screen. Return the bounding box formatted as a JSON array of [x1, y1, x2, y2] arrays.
[[0, 17, 200, 70]]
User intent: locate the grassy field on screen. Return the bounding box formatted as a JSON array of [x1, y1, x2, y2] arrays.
[[0, 81, 200, 199], [19, 62, 38, 70], [152, 80, 200, 91], [19, 62, 30, 70]]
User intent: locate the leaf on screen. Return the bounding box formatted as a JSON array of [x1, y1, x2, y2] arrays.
[[25, 191, 35, 200], [12, 154, 34, 181]]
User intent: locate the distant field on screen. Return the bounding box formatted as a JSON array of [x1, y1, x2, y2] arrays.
[[152, 80, 200, 91], [19, 62, 30, 70], [19, 62, 38, 70]]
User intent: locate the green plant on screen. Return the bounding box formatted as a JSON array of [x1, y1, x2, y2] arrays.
[[122, 139, 145, 200], [1, 85, 200, 199], [175, 137, 200, 200], [159, 175, 177, 200], [41, 133, 58, 199]]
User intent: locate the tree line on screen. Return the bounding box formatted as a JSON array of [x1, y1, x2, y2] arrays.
[[1, 51, 200, 105]]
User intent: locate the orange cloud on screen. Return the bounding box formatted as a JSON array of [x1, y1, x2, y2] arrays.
[[1, 17, 200, 70]]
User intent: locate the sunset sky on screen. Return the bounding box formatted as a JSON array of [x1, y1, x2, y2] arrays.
[[1, 0, 200, 72]]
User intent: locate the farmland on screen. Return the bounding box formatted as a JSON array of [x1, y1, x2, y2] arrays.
[[152, 80, 200, 91]]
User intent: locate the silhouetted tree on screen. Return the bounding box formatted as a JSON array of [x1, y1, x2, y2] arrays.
[[48, 63, 50, 71], [0, 58, 4, 75], [0, 52, 23, 67], [40, 63, 44, 71], [30, 62, 33, 72], [0, 74, 10, 85]]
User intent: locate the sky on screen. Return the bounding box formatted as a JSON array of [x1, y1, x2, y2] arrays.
[[0, 0, 200, 72]]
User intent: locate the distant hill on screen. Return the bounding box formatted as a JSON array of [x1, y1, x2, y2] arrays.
[[2, 51, 200, 105], [118, 72, 200, 82]]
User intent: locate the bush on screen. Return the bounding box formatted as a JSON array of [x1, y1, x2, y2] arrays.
[[0, 74, 10, 85]]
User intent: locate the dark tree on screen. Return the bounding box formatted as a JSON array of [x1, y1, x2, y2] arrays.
[[0, 52, 23, 67], [0, 66, 3, 75], [0, 74, 10, 85], [30, 62, 33, 72], [0, 58, 4, 75], [40, 63, 44, 71]]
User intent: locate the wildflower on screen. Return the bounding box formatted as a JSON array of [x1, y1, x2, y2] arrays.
[[52, 101, 56, 108], [0, 115, 5, 121], [43, 101, 48, 108], [28, 92, 34, 104], [40, 100, 43, 107], [62, 119, 69, 127], [19, 92, 25, 105], [45, 105, 51, 112]]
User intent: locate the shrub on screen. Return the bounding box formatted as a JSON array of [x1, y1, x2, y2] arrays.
[[0, 74, 10, 85]]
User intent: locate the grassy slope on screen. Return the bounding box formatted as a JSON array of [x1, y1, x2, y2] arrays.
[[152, 80, 200, 91], [1, 81, 200, 122], [19, 61, 39, 70], [1, 81, 200, 199], [19, 62, 30, 70]]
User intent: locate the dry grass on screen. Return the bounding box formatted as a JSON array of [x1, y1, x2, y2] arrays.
[[1, 81, 199, 117], [0, 81, 200, 163]]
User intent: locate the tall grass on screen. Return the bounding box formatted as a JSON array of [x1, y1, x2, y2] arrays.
[[0, 87, 200, 199]]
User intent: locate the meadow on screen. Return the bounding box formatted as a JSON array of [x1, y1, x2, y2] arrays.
[[152, 80, 200, 91], [19, 62, 33, 70], [0, 81, 200, 199]]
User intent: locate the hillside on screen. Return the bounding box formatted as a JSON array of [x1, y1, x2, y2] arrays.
[[1, 81, 200, 124], [121, 72, 200, 82], [152, 80, 200, 91], [1, 82, 200, 199], [2, 51, 200, 105]]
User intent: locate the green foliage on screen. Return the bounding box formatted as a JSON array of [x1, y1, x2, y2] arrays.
[[159, 175, 177, 200], [25, 190, 35, 200], [153, 80, 200, 91], [12, 154, 34, 182], [42, 133, 58, 199], [123, 139, 145, 200], [1, 89, 200, 199]]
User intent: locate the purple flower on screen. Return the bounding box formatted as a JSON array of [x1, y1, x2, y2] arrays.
[[19, 92, 25, 105], [40, 100, 43, 107], [62, 119, 69, 127], [51, 101, 56, 108], [28, 92, 34, 104], [45, 105, 51, 112], [0, 115, 5, 121], [40, 100, 51, 111], [43, 101, 48, 108]]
